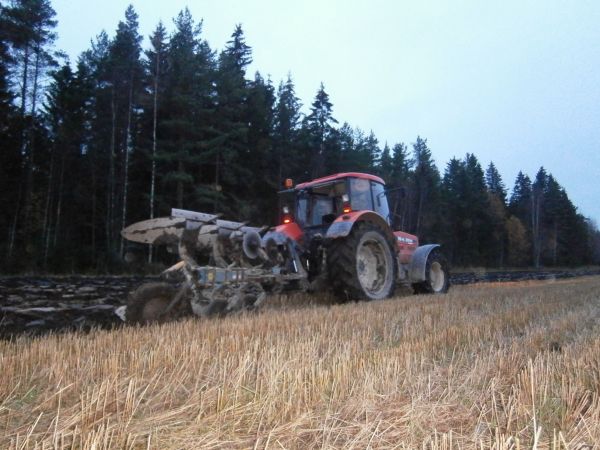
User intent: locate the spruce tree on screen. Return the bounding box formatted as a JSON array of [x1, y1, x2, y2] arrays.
[[410, 136, 441, 239], [79, 31, 113, 266], [43, 63, 89, 268], [531, 167, 547, 267], [485, 162, 507, 203], [509, 172, 532, 223], [273, 74, 301, 186], [304, 83, 337, 178], [245, 71, 276, 222], [388, 143, 412, 230], [214, 24, 252, 216], [160, 9, 216, 212]]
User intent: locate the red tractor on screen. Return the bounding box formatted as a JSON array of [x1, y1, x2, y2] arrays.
[[120, 172, 449, 323]]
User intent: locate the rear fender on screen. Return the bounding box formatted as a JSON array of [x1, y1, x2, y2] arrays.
[[264, 222, 303, 244], [409, 244, 440, 282], [325, 211, 394, 241]]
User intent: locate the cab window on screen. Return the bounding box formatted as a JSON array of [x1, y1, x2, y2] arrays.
[[371, 182, 390, 223], [349, 178, 373, 211]]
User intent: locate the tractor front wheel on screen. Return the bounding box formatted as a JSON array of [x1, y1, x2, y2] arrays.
[[126, 282, 191, 324], [412, 250, 450, 294], [327, 222, 397, 301]]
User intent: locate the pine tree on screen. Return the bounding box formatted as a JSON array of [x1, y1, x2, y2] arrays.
[[4, 0, 59, 262], [0, 6, 13, 125], [107, 5, 143, 256], [0, 5, 19, 263], [145, 21, 168, 222], [379, 143, 393, 180], [142, 21, 169, 262]]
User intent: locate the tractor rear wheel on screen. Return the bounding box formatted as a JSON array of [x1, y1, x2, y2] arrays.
[[126, 282, 191, 324], [327, 222, 397, 301], [412, 250, 450, 294]]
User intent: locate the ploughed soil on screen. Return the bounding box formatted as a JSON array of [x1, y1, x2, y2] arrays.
[[1, 269, 600, 338]]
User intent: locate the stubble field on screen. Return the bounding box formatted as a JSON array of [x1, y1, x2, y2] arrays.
[[2, 277, 600, 449]]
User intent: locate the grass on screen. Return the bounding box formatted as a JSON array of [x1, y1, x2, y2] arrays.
[[1, 277, 600, 449]]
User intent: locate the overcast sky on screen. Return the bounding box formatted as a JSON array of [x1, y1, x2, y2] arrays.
[[52, 0, 600, 223]]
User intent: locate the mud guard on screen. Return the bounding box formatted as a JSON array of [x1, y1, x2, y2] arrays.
[[325, 211, 393, 240], [409, 244, 440, 282]]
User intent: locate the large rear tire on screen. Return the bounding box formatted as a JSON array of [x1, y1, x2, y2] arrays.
[[412, 250, 450, 294], [327, 222, 397, 301], [126, 282, 191, 324]]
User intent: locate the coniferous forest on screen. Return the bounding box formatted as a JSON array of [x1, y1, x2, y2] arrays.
[[1, 1, 599, 273]]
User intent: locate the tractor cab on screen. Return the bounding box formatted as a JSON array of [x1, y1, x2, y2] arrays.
[[278, 173, 391, 232]]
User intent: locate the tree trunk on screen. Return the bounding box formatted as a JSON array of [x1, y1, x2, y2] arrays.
[[52, 154, 66, 249], [107, 89, 116, 253], [120, 80, 134, 257], [8, 45, 31, 260], [91, 152, 97, 263], [42, 146, 56, 267], [23, 46, 41, 236], [19, 45, 30, 119], [149, 50, 160, 263], [416, 184, 425, 236], [552, 221, 558, 266], [213, 151, 219, 213], [7, 181, 23, 260], [178, 159, 184, 209], [531, 190, 542, 268]]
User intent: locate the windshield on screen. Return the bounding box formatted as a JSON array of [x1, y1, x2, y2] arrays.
[[307, 195, 334, 226]]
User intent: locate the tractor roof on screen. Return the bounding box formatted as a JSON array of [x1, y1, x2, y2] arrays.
[[295, 172, 385, 190]]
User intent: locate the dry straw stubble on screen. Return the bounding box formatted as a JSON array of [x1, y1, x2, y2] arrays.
[[2, 277, 600, 449]]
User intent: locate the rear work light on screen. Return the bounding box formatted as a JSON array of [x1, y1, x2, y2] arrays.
[[282, 205, 293, 224], [342, 194, 352, 214]]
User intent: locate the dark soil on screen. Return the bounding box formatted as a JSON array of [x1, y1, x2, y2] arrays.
[[2, 269, 600, 338], [450, 268, 600, 285], [0, 275, 155, 339]]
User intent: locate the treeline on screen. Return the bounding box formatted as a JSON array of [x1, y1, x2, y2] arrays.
[[0, 1, 599, 272]]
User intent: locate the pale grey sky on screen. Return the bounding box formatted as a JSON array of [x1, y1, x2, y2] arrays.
[[53, 0, 600, 222]]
